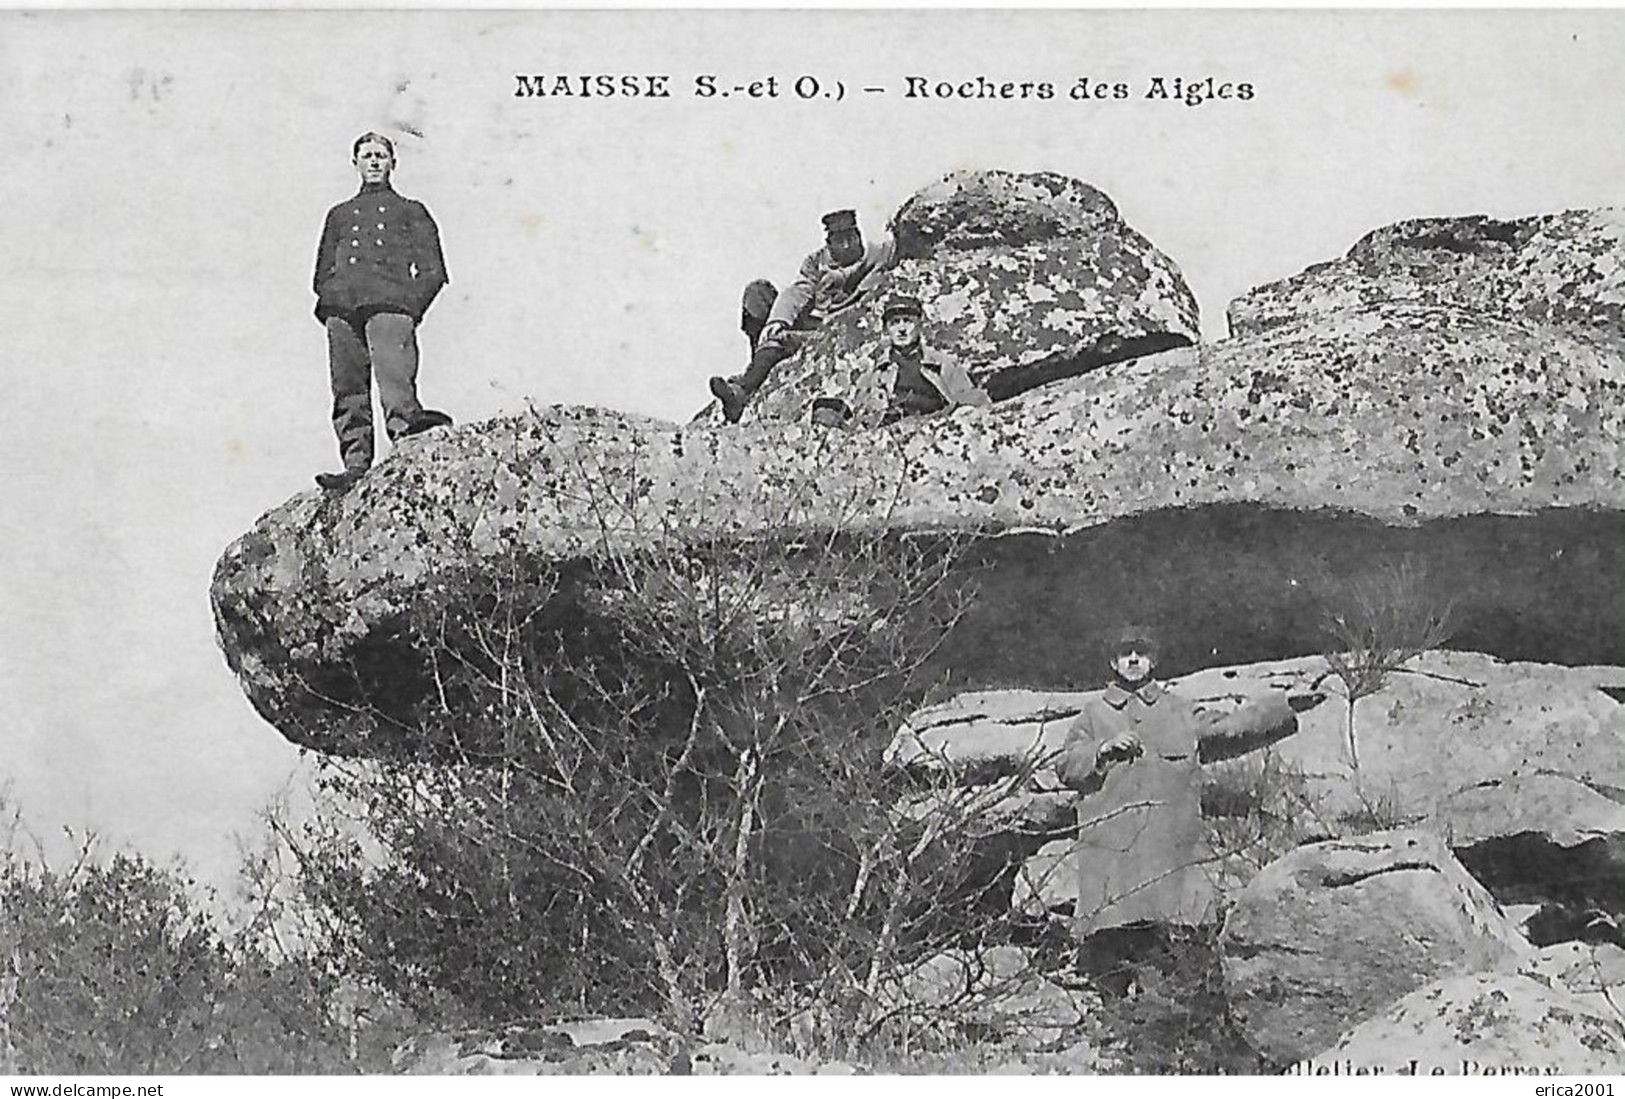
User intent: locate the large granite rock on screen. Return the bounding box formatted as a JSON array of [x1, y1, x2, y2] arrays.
[[1304, 972, 1625, 1076], [712, 170, 1199, 426], [1220, 829, 1530, 1065], [213, 208, 1625, 755], [1217, 208, 1625, 529], [1260, 651, 1625, 924], [1230, 210, 1625, 338]]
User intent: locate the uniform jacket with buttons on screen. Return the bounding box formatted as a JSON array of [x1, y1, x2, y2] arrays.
[[767, 237, 900, 330], [1055, 679, 1296, 934], [313, 182, 448, 323], [889, 343, 993, 414]]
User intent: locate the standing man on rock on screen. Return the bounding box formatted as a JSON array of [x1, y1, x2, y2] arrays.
[[709, 209, 900, 424], [311, 132, 453, 492], [876, 294, 990, 423], [1055, 625, 1325, 961]]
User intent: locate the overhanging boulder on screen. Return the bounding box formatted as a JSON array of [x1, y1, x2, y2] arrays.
[[213, 208, 1625, 756]]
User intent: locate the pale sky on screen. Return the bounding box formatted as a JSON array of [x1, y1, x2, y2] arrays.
[[4, 8, 1624, 894]]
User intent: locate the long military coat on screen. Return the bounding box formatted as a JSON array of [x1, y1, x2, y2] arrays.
[[1055, 680, 1295, 937]]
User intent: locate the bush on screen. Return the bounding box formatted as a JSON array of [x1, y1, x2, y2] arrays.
[[1315, 557, 1454, 770], [0, 806, 365, 1074], [281, 450, 1033, 1056]]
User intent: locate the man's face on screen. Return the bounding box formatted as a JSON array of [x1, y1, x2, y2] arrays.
[[1110, 646, 1156, 685], [354, 141, 395, 185], [884, 314, 922, 349], [827, 227, 864, 266]]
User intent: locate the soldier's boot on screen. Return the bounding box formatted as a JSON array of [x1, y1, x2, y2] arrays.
[[400, 409, 454, 438], [315, 468, 367, 493], [708, 375, 750, 424]]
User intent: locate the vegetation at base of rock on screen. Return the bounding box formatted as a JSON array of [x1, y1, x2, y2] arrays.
[[1202, 750, 1330, 881], [1315, 556, 1455, 770], [0, 801, 383, 1074], [274, 466, 1059, 1055]]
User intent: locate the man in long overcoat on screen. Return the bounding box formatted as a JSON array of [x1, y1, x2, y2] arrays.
[[709, 209, 899, 423], [311, 132, 453, 492], [1056, 625, 1325, 940]]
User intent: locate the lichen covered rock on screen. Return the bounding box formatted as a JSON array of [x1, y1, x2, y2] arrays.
[[719, 169, 1199, 426], [214, 207, 1625, 755], [1220, 829, 1530, 1065], [1305, 972, 1625, 1076], [1231, 209, 1625, 337]]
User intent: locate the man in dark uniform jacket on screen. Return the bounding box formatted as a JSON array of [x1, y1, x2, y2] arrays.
[[311, 132, 453, 492], [877, 294, 991, 423], [709, 209, 899, 424]]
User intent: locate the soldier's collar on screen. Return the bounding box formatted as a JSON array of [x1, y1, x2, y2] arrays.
[[1103, 680, 1164, 708]]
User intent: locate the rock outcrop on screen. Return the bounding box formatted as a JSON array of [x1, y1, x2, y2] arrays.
[[892, 654, 1625, 927], [1305, 972, 1625, 1076], [710, 170, 1200, 427], [213, 198, 1625, 756], [1230, 210, 1625, 338], [1219, 829, 1530, 1065]]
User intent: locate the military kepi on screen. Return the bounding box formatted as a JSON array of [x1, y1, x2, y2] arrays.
[[821, 209, 858, 233], [1109, 624, 1162, 658], [882, 294, 924, 321]]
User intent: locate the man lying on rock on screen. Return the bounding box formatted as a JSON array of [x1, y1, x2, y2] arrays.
[[1056, 624, 1326, 984], [709, 208, 900, 424], [876, 294, 991, 423]]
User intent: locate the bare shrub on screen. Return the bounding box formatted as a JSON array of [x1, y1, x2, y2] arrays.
[[1315, 557, 1454, 770], [1202, 750, 1330, 883], [1334, 779, 1422, 834], [281, 440, 1054, 1058]]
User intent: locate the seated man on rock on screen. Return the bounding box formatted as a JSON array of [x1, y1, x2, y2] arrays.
[[1056, 625, 1325, 984], [876, 294, 990, 423], [710, 209, 900, 424]]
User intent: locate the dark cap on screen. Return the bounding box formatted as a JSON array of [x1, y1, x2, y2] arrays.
[[810, 396, 853, 426], [1107, 624, 1161, 657], [822, 209, 859, 233], [881, 294, 924, 321]]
